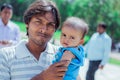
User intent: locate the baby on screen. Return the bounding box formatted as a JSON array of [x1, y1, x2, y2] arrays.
[[53, 17, 89, 80]]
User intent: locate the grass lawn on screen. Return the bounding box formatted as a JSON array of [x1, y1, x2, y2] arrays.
[[109, 58, 120, 66], [14, 21, 26, 32]]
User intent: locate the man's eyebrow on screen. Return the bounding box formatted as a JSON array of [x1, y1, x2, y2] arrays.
[[50, 22, 56, 24], [36, 17, 42, 21], [35, 16, 56, 24]]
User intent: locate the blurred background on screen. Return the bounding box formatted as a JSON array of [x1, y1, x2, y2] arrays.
[[0, 0, 120, 79], [0, 0, 120, 50]]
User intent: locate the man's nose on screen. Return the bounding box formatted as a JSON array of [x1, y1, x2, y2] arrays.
[[39, 25, 48, 33]]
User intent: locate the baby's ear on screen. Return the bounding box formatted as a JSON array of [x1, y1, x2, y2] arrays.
[[79, 39, 84, 45]]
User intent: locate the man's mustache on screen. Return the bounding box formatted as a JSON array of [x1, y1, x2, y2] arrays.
[[37, 32, 49, 38]]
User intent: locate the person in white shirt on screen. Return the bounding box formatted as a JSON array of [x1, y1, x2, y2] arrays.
[[0, 3, 20, 48], [0, 0, 70, 80]]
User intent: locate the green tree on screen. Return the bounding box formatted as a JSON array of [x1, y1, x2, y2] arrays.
[[54, 0, 120, 41], [0, 0, 120, 41], [0, 0, 34, 21]]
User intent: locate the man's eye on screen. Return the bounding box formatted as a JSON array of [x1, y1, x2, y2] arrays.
[[47, 23, 55, 28], [35, 21, 42, 25]]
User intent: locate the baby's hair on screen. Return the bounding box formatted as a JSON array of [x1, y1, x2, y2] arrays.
[[63, 17, 89, 39]]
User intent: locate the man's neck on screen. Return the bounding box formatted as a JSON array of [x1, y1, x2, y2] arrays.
[[2, 19, 8, 26], [99, 32, 105, 35], [26, 41, 47, 60]]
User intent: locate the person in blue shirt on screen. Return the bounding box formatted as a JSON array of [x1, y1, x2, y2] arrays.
[[53, 17, 89, 80], [84, 22, 112, 80]]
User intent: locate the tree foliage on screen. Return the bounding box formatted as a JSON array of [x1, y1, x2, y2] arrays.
[[53, 0, 120, 41], [0, 0, 34, 21], [0, 0, 120, 41]]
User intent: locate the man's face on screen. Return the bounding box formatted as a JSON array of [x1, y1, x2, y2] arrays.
[[27, 12, 56, 46], [0, 7, 12, 24], [97, 26, 105, 34]]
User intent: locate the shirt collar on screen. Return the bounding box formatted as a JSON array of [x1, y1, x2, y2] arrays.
[[15, 40, 31, 59], [44, 42, 57, 54], [97, 32, 106, 37], [0, 18, 12, 29], [15, 40, 56, 59]]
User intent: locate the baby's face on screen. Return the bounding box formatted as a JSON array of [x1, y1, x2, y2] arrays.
[[60, 26, 83, 47]]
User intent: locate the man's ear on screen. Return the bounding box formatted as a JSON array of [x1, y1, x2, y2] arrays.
[[26, 24, 29, 28], [79, 39, 84, 45]]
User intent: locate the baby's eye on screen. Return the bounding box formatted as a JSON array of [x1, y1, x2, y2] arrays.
[[62, 33, 66, 37], [70, 36, 75, 39]]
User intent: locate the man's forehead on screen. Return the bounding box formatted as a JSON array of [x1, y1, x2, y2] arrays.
[[34, 12, 55, 22], [44, 12, 55, 22]]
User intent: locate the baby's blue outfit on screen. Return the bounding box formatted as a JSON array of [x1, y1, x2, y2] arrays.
[[53, 45, 85, 80]]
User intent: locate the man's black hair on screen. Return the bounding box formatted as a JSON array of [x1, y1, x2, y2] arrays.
[[98, 22, 107, 29], [1, 3, 13, 11]]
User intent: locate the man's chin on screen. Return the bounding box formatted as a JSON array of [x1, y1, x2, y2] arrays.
[[37, 40, 48, 46]]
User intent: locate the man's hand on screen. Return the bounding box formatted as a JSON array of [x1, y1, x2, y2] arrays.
[[1, 40, 12, 45], [99, 65, 104, 70], [31, 60, 69, 80]]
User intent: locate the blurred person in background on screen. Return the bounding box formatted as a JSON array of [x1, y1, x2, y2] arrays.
[[0, 3, 20, 48], [84, 22, 112, 80]]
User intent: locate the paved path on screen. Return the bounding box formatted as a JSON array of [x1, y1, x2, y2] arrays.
[[110, 52, 120, 60], [79, 59, 120, 80]]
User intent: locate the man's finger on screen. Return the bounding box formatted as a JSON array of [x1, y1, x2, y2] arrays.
[[54, 60, 70, 67], [56, 71, 66, 77], [56, 66, 67, 72]]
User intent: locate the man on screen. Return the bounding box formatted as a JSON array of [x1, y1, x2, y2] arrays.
[[84, 22, 112, 80], [0, 3, 20, 48], [0, 0, 71, 80]]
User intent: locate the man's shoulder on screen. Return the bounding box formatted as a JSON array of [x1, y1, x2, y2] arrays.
[[9, 21, 20, 29], [0, 18, 2, 24], [92, 32, 98, 36], [0, 46, 15, 52], [104, 33, 111, 41], [0, 40, 27, 60], [0, 46, 16, 60]]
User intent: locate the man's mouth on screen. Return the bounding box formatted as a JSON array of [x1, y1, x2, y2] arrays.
[[37, 33, 48, 38]]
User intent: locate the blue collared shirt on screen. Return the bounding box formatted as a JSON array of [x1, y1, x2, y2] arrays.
[[53, 45, 85, 80], [0, 18, 20, 48], [84, 32, 112, 65]]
